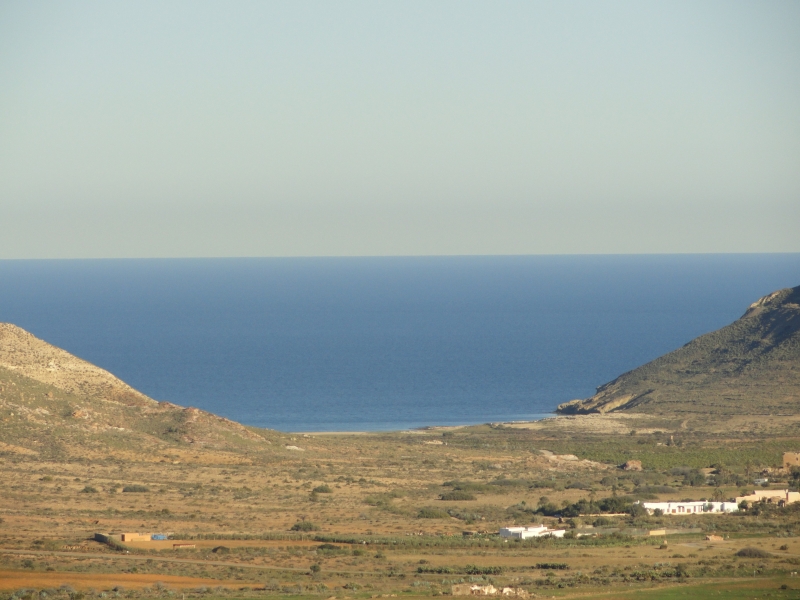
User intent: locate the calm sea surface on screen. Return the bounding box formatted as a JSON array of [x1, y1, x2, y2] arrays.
[[0, 254, 798, 431]]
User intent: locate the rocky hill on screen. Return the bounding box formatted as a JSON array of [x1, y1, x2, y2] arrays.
[[558, 285, 800, 416], [0, 324, 276, 460]]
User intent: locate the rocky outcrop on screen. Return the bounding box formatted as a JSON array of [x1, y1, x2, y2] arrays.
[[621, 460, 643, 471]]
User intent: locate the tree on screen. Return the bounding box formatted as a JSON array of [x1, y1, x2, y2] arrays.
[[629, 503, 648, 518]]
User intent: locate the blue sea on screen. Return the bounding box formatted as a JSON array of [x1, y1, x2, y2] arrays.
[[0, 254, 798, 432]]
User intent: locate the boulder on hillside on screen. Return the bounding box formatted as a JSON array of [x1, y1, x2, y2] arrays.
[[621, 460, 643, 471]]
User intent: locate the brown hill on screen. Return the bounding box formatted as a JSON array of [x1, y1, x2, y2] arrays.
[[0, 323, 157, 407], [0, 323, 275, 460], [557, 285, 800, 416]]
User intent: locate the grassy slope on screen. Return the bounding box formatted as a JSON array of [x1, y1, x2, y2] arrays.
[[559, 285, 800, 416]]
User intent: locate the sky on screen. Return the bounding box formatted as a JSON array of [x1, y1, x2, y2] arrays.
[[0, 1, 798, 259]]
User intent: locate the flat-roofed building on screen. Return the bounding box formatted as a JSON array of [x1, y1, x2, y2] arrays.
[[499, 525, 565, 539], [736, 489, 800, 506], [638, 501, 738, 515]]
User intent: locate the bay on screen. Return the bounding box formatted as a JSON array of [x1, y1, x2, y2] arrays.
[[0, 254, 798, 431]]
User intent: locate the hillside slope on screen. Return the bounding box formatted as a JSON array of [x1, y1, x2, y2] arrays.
[[0, 323, 275, 460], [558, 285, 800, 416], [0, 323, 155, 407]]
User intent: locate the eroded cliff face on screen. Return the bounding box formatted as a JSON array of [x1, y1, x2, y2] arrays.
[[0, 323, 156, 407], [557, 285, 800, 416]]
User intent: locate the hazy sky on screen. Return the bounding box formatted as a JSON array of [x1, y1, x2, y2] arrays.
[[1, 1, 798, 258]]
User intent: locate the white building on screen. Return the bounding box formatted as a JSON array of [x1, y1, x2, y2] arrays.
[[638, 500, 738, 515], [498, 525, 566, 539]]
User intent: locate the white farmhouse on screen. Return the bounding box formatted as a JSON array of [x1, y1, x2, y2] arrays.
[[498, 525, 566, 539], [637, 500, 738, 515]]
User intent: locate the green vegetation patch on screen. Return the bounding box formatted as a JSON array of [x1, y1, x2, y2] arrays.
[[121, 484, 149, 493]]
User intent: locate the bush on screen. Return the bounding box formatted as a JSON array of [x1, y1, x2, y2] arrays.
[[565, 481, 591, 490], [417, 507, 450, 519], [440, 491, 476, 501], [629, 503, 648, 518], [736, 547, 772, 558], [122, 485, 149, 493], [683, 471, 706, 487], [312, 485, 332, 493], [291, 521, 320, 531], [535, 563, 568, 570], [80, 486, 98, 494], [465, 565, 503, 575]]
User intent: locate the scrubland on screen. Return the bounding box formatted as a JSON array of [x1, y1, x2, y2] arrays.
[[3, 411, 800, 599]]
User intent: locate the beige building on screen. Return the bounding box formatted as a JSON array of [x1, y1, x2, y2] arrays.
[[736, 489, 800, 506], [120, 533, 151, 542]]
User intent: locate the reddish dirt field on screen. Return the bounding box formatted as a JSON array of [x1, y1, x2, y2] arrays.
[[123, 538, 322, 550], [0, 569, 243, 591]]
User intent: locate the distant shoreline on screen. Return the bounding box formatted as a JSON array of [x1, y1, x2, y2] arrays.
[[289, 414, 558, 435]]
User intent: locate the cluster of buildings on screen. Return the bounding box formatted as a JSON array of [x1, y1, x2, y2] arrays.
[[638, 500, 737, 515], [498, 525, 565, 539], [638, 488, 800, 516], [95, 532, 168, 543]]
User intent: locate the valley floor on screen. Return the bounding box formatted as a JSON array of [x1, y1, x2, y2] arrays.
[[2, 413, 800, 599]]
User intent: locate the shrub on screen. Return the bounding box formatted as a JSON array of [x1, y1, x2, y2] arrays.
[[440, 491, 476, 501], [535, 563, 568, 570], [683, 471, 706, 487], [629, 503, 648, 518], [312, 485, 332, 493], [736, 547, 772, 558], [418, 566, 454, 574], [465, 565, 503, 575], [122, 485, 149, 493], [417, 507, 450, 519], [565, 481, 591, 490], [291, 521, 320, 532], [80, 486, 98, 494]]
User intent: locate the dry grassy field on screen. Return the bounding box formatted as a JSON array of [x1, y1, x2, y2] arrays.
[[3, 412, 800, 599]]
